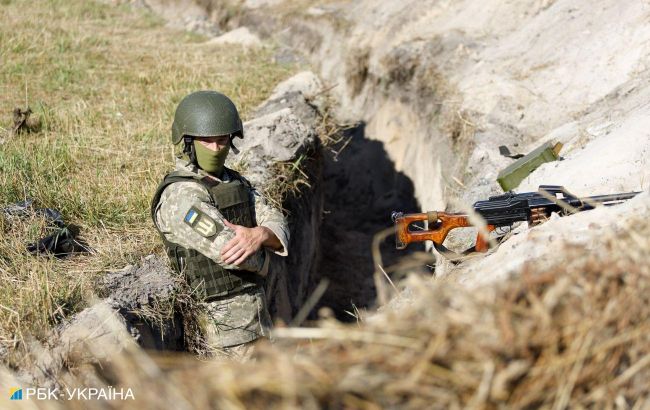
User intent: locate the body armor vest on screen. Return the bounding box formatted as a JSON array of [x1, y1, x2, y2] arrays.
[[151, 169, 261, 301]]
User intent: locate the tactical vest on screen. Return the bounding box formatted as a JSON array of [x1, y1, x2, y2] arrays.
[[151, 169, 262, 301]]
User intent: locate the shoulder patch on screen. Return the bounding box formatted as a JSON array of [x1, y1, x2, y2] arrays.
[[183, 206, 222, 238]]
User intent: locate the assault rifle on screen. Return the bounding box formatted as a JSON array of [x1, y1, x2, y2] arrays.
[[392, 185, 641, 253]]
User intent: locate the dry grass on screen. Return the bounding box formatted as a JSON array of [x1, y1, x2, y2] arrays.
[[6, 199, 648, 409], [0, 0, 296, 364], [262, 100, 343, 212]]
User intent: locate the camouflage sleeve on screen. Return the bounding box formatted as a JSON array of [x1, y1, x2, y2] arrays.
[[251, 189, 290, 257], [155, 181, 265, 273]]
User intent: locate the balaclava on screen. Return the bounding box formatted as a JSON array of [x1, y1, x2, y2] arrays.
[[193, 140, 229, 176]]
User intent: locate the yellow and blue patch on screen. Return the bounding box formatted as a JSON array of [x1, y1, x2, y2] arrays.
[[183, 206, 221, 238], [184, 208, 199, 225]]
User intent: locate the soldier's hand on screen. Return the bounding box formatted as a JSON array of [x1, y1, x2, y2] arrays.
[[221, 220, 278, 266]]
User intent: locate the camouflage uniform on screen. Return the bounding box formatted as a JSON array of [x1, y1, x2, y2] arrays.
[[153, 157, 289, 356]]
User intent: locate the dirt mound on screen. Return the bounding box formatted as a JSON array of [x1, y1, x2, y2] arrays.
[[100, 255, 191, 351]]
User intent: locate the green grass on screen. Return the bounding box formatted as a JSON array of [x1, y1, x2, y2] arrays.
[[0, 0, 296, 363]]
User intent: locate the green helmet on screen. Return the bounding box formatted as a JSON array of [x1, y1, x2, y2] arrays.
[[171, 91, 243, 144]]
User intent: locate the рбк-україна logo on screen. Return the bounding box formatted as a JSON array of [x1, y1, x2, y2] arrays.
[[10, 388, 23, 400]]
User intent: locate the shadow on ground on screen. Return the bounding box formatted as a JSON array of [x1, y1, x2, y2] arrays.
[[317, 123, 423, 320]]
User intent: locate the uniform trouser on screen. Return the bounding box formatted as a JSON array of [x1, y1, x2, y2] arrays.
[[201, 285, 272, 361]]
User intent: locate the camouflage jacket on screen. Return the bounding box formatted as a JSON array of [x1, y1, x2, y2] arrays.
[[153, 157, 289, 347], [154, 157, 289, 275]]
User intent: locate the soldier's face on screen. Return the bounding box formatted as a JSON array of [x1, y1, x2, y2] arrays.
[[195, 136, 229, 152]]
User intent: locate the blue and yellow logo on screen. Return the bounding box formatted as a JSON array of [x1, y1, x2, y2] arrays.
[[9, 387, 23, 400]]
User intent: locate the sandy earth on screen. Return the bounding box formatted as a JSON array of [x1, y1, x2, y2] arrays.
[[251, 0, 650, 285]]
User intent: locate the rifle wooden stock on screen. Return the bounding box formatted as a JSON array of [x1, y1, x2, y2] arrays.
[[394, 211, 495, 252]]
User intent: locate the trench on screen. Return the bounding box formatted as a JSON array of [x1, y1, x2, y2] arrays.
[[315, 123, 423, 320], [101, 0, 464, 345]]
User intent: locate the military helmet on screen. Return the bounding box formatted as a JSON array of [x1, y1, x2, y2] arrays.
[[171, 91, 243, 144]]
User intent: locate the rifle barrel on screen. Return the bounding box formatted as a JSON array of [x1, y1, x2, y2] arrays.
[[583, 191, 641, 203]]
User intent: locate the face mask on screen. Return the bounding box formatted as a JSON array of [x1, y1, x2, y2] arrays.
[[193, 140, 229, 176]]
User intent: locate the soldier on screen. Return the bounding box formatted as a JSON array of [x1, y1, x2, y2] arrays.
[[151, 91, 289, 360]]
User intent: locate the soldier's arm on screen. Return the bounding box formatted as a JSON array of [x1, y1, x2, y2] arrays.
[[220, 220, 282, 267], [221, 184, 289, 260], [251, 190, 289, 256], [155, 181, 265, 273]]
